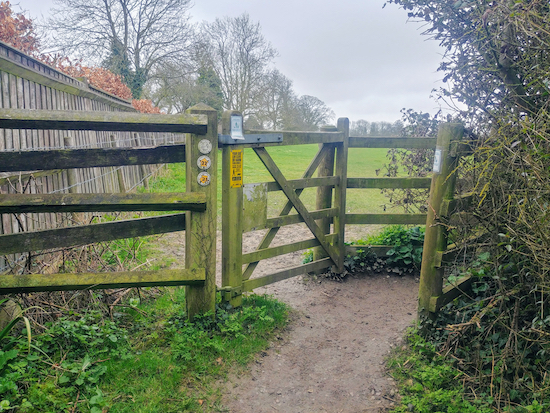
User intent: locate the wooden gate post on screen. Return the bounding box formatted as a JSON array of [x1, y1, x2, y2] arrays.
[[313, 126, 336, 266], [418, 123, 463, 320], [333, 118, 350, 273], [185, 104, 218, 319], [221, 110, 244, 308]]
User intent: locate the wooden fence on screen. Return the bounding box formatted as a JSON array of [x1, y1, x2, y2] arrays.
[[0, 94, 469, 318], [0, 41, 179, 273], [0, 103, 217, 318]]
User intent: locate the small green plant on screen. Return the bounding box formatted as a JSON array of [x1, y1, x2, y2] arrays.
[[302, 249, 313, 264], [387, 330, 493, 413], [385, 226, 424, 271]]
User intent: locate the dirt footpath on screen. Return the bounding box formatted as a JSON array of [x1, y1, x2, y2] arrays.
[[153, 225, 418, 412], [221, 274, 418, 413]]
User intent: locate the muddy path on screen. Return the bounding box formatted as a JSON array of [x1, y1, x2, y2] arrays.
[[152, 224, 418, 413]]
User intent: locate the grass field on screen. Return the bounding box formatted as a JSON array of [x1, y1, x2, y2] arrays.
[[146, 144, 394, 220]]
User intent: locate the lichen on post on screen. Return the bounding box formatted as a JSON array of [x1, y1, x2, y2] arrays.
[[185, 104, 218, 320]]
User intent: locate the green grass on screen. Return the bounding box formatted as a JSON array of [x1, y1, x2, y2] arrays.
[[144, 145, 393, 220], [2, 291, 289, 412]]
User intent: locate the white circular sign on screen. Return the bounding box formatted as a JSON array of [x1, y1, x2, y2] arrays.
[[198, 139, 212, 154], [197, 155, 211, 170], [197, 172, 211, 186]]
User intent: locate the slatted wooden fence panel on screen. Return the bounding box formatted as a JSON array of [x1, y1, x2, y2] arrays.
[[0, 41, 178, 272]]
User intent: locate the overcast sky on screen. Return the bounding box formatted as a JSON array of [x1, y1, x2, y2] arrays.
[[16, 0, 446, 123]]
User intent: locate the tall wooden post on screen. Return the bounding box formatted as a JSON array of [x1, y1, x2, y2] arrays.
[[313, 126, 336, 266], [109, 135, 126, 193], [63, 136, 83, 224], [221, 110, 244, 308], [185, 104, 218, 319], [333, 118, 349, 273], [134, 133, 150, 189], [418, 123, 463, 320]]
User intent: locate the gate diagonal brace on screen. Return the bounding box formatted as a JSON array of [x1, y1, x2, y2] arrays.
[[242, 144, 334, 281], [253, 147, 340, 266]]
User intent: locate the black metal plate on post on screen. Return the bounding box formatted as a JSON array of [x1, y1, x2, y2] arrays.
[[218, 133, 283, 145]]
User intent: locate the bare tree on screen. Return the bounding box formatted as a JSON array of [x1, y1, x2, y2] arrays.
[[289, 95, 335, 131], [253, 69, 296, 130], [45, 0, 194, 98], [196, 13, 277, 115], [144, 63, 223, 114]]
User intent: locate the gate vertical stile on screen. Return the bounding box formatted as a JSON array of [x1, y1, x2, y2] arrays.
[[221, 110, 244, 308], [418, 123, 464, 320], [313, 126, 336, 268], [333, 118, 350, 273], [185, 104, 218, 319]]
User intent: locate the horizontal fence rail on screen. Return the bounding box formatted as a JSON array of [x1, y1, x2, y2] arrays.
[[0, 193, 206, 213], [0, 108, 207, 133], [347, 177, 431, 189], [0, 213, 187, 256], [0, 145, 186, 172], [0, 268, 205, 295], [349, 136, 437, 149]]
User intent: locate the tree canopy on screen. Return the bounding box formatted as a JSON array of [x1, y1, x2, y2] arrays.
[[46, 0, 194, 98]]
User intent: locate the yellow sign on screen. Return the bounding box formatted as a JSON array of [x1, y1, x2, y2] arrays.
[[230, 149, 243, 188]]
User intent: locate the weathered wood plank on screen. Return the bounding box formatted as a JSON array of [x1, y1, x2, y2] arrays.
[[314, 133, 336, 268], [185, 104, 218, 318], [258, 208, 338, 231], [333, 118, 350, 272], [221, 131, 244, 305], [0, 108, 207, 133], [228, 130, 344, 148], [0, 144, 186, 172], [419, 124, 464, 318], [264, 176, 340, 192], [0, 192, 206, 213], [0, 213, 186, 255], [346, 213, 427, 225], [347, 177, 431, 189], [0, 268, 205, 294], [429, 275, 473, 313], [242, 258, 333, 291], [349, 137, 436, 149], [254, 147, 340, 265], [242, 234, 338, 266]]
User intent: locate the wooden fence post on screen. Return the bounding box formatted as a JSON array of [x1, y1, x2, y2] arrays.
[[221, 110, 244, 308], [418, 123, 463, 320], [109, 135, 126, 193], [133, 133, 150, 189], [333, 118, 350, 273], [313, 126, 336, 267], [63, 136, 84, 224], [185, 104, 218, 319]]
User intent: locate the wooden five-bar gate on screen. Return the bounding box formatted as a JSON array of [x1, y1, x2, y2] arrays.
[[0, 104, 470, 319]]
